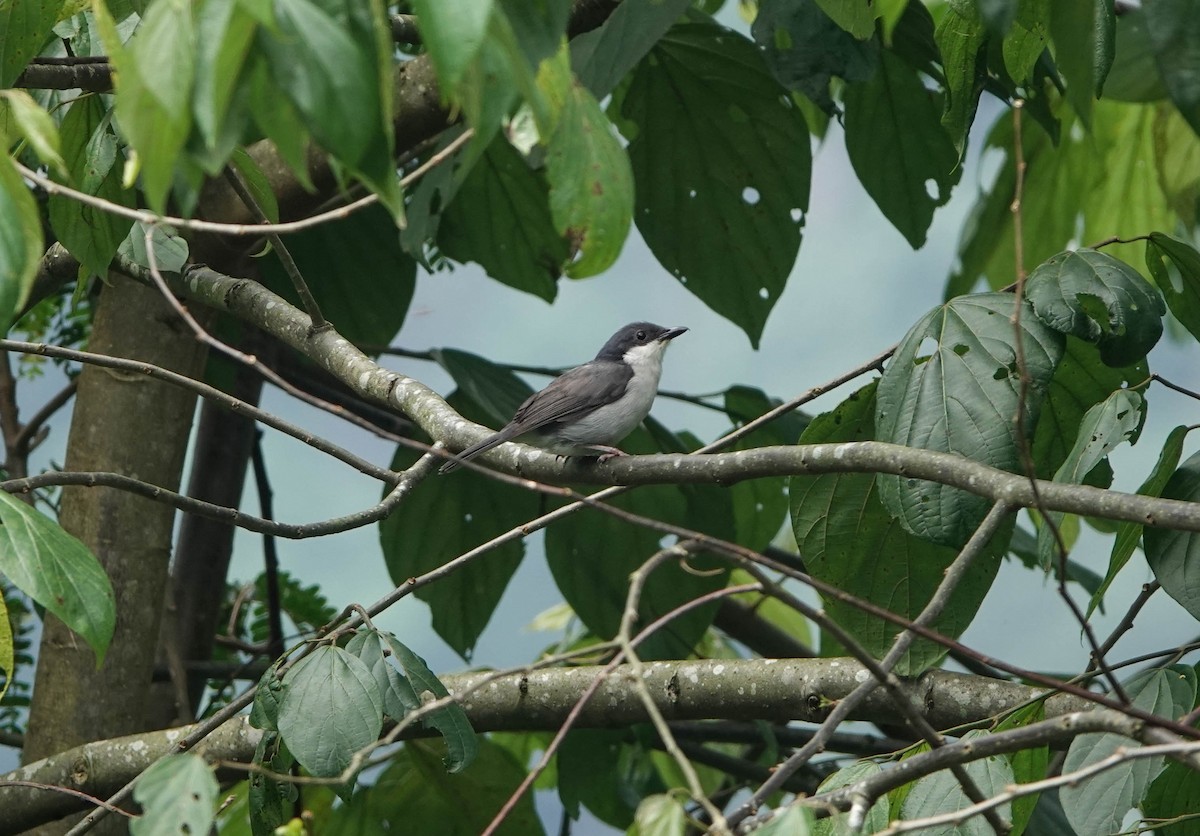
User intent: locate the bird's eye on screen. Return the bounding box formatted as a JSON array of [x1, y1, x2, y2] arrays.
[[636, 330, 647, 341]]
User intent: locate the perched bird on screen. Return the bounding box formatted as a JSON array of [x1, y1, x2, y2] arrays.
[[439, 322, 688, 473]]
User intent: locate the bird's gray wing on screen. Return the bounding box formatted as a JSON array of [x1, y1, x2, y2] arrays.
[[507, 360, 632, 433]]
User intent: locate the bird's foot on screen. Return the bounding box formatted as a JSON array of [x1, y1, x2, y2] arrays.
[[590, 446, 629, 463]]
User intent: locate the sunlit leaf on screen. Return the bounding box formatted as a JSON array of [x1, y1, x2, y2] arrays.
[[131, 754, 218, 836]]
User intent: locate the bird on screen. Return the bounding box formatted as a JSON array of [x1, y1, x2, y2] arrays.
[[439, 322, 688, 473]]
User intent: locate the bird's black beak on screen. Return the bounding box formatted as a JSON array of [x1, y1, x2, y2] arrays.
[[659, 326, 688, 342]]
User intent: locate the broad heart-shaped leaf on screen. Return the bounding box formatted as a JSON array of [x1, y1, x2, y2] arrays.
[[381, 393, 537, 660], [843, 48, 960, 249], [540, 52, 633, 279], [1026, 249, 1166, 368], [430, 348, 534, 429], [345, 629, 419, 723], [0, 492, 114, 664], [130, 754, 218, 836], [411, 0, 494, 96], [94, 0, 196, 215], [48, 95, 134, 283], [876, 293, 1065, 547], [1031, 337, 1147, 481], [0, 152, 42, 335], [277, 645, 383, 779], [1061, 665, 1196, 835], [620, 20, 811, 348], [1049, 0, 1114, 126], [258, 205, 414, 349], [791, 383, 1008, 675], [901, 730, 1015, 829], [1145, 231, 1200, 344], [0, 0, 58, 87], [1035, 389, 1144, 570], [571, 0, 693, 99], [1145, 450, 1200, 621], [751, 0, 879, 114], [437, 136, 566, 302], [324, 737, 535, 835], [1143, 0, 1200, 137], [545, 426, 732, 661], [813, 761, 889, 835], [1089, 425, 1191, 618], [382, 633, 477, 773]]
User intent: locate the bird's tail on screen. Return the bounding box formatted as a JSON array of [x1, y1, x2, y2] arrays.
[[438, 428, 518, 474]]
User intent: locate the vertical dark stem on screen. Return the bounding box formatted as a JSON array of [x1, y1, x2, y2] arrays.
[[250, 432, 285, 660]]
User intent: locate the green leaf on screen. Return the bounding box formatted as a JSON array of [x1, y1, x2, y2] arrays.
[[0, 0, 59, 87], [277, 645, 383, 779], [345, 628, 419, 723], [258, 205, 414, 349], [1089, 425, 1190, 618], [1061, 666, 1195, 834], [558, 729, 641, 826], [995, 701, 1048, 836], [1143, 757, 1200, 836], [621, 21, 811, 347], [381, 634, 478, 773], [901, 730, 1015, 828], [1153, 104, 1200, 229], [0, 151, 43, 333], [118, 222, 189, 273], [570, 0, 692, 99], [876, 293, 1064, 547], [1032, 337, 1147, 481], [131, 754, 219, 836], [935, 0, 987, 156], [248, 665, 284, 731], [0, 591, 11, 705], [1103, 7, 1169, 103], [436, 136, 566, 301], [791, 383, 1007, 674], [759, 805, 817, 835], [750, 0, 879, 114], [412, 0, 494, 96], [628, 794, 687, 836], [539, 48, 633, 278], [0, 492, 114, 664], [247, 732, 295, 836], [1146, 231, 1200, 344], [1049, 0, 1114, 125], [1025, 248, 1166, 367], [813, 0, 874, 39], [1002, 0, 1049, 83], [381, 394, 537, 660], [244, 53, 313, 191], [229, 148, 278, 224], [96, 0, 197, 214], [978, 0, 1018, 35], [843, 48, 960, 249], [1035, 389, 1143, 570], [48, 95, 134, 282], [325, 738, 535, 835], [1144, 0, 1200, 137], [1144, 450, 1200, 621], [813, 761, 888, 835], [192, 0, 258, 158], [0, 89, 65, 174], [430, 349, 534, 429]]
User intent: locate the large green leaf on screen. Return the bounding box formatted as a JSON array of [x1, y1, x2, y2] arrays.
[[813, 0, 874, 39], [1061, 666, 1195, 835], [1143, 755, 1200, 836], [0, 492, 114, 664], [621, 21, 811, 347], [570, 0, 692, 99], [1025, 248, 1165, 367], [935, 0, 987, 155], [995, 701, 1048, 836], [791, 383, 1007, 674], [437, 136, 566, 301], [901, 730, 1015, 830], [0, 89, 65, 174], [843, 48, 960, 249], [48, 95, 134, 282], [430, 348, 534, 429], [0, 0, 59, 87], [751, 0, 878, 114], [411, 0, 494, 96], [1048, 0, 1114, 126], [191, 0, 258, 162], [1089, 425, 1191, 618], [813, 762, 889, 835], [876, 293, 1064, 547], [258, 205, 414, 348], [1143, 0, 1200, 137], [380, 393, 538, 660], [344, 629, 418, 724], [1144, 450, 1200, 621], [1145, 231, 1200, 344], [1103, 6, 1168, 102], [95, 0, 197, 214], [325, 738, 534, 835], [1035, 389, 1143, 570], [0, 152, 42, 334], [131, 754, 218, 836], [277, 645, 383, 779]]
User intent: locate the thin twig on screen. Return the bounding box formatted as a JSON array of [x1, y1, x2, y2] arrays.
[[250, 434, 285, 659]]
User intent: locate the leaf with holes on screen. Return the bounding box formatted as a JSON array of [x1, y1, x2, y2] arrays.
[[876, 293, 1064, 547], [1145, 231, 1200, 344], [1026, 248, 1165, 367], [620, 21, 810, 347], [1144, 450, 1200, 621], [130, 754, 218, 836]]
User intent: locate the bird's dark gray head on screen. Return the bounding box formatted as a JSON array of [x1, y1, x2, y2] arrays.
[[594, 322, 688, 362]]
